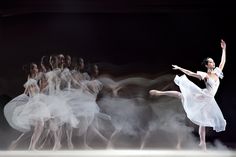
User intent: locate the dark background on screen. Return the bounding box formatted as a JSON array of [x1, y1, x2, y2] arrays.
[[1, 0, 236, 149]]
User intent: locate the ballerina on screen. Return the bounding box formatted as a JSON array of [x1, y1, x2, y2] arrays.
[[68, 63, 111, 149], [42, 55, 67, 150], [4, 63, 50, 150], [59, 54, 80, 149], [149, 39, 227, 150]]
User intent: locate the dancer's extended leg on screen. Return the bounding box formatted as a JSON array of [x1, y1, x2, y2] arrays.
[[149, 90, 182, 99]]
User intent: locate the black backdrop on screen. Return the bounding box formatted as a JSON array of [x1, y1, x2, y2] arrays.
[[1, 0, 236, 149]]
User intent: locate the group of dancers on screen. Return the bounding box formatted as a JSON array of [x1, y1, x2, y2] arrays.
[[4, 39, 227, 150], [4, 54, 109, 150]]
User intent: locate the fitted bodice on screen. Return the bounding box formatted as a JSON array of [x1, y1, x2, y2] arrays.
[[204, 77, 220, 96], [197, 67, 223, 96], [24, 78, 40, 97], [60, 68, 72, 90], [46, 68, 61, 94]]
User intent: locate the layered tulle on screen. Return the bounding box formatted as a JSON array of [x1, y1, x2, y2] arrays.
[[174, 74, 226, 132]]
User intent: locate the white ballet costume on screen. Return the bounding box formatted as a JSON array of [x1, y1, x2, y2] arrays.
[[45, 68, 79, 128], [4, 78, 50, 132], [174, 67, 226, 132], [59, 68, 80, 128]]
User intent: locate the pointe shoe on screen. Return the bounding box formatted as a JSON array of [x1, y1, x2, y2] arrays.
[[106, 142, 114, 149], [8, 141, 18, 150], [140, 143, 145, 150], [149, 90, 162, 96], [176, 143, 181, 150], [28, 146, 37, 151], [82, 144, 92, 150], [53, 143, 61, 151], [199, 142, 207, 151], [38, 142, 46, 150], [68, 142, 74, 150]]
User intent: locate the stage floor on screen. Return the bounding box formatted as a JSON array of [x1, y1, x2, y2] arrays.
[[0, 150, 236, 157]]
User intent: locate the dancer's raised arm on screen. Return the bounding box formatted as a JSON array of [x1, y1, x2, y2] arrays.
[[172, 65, 201, 80], [219, 39, 226, 71]]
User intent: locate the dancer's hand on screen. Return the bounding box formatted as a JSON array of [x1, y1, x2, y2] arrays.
[[172, 65, 181, 70], [221, 39, 226, 50]]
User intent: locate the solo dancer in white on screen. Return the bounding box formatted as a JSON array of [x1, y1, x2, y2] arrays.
[[149, 39, 227, 150]]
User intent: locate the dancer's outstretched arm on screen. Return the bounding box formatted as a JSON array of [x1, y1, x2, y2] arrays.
[[219, 39, 226, 71], [172, 65, 202, 80]]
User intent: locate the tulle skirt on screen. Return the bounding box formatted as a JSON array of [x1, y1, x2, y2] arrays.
[[46, 91, 79, 128], [4, 94, 50, 132], [63, 88, 102, 136], [174, 75, 226, 132]]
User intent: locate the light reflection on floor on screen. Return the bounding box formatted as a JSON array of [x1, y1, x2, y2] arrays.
[[0, 150, 236, 157]]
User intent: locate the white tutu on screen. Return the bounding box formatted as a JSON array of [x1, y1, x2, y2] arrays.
[[65, 79, 111, 136], [45, 92, 78, 128], [13, 94, 50, 132], [174, 71, 226, 132], [4, 79, 51, 132], [65, 86, 101, 136], [4, 94, 30, 132]]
